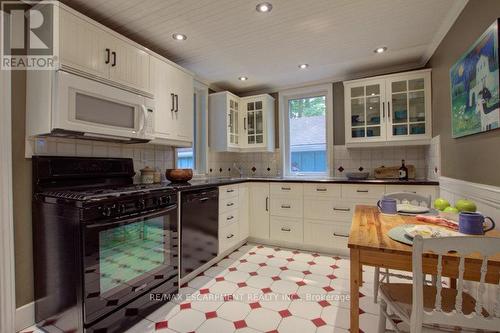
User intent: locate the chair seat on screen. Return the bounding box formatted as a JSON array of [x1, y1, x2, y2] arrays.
[[379, 283, 491, 332]]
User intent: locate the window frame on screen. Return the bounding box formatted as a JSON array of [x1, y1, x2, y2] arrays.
[[279, 84, 333, 177], [174, 80, 208, 176]]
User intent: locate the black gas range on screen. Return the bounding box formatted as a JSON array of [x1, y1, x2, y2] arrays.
[[32, 156, 179, 333]]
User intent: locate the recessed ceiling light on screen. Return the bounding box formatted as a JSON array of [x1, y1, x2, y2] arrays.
[[256, 2, 272, 13], [238, 76, 248, 81], [298, 64, 309, 69], [374, 46, 387, 54], [172, 33, 187, 41]]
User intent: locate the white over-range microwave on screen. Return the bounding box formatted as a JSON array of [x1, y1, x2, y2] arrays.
[[26, 71, 155, 143]]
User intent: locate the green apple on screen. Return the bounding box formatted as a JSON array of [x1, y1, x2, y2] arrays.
[[443, 206, 459, 213], [455, 199, 477, 212], [434, 198, 451, 211]]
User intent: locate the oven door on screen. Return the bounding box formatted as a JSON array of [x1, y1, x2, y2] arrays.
[[54, 71, 151, 140], [82, 205, 178, 325]]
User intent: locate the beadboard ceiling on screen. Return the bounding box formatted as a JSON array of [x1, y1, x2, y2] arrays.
[[61, 0, 467, 94]]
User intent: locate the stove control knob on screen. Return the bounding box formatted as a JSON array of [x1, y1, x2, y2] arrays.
[[119, 203, 126, 214], [161, 196, 170, 205], [102, 205, 113, 217], [137, 199, 146, 210]]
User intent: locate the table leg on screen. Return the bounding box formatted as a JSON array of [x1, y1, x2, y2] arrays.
[[350, 248, 360, 333]]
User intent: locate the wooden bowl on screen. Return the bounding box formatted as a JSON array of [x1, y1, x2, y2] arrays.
[[165, 169, 193, 183]]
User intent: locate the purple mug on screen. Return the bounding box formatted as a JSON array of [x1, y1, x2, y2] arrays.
[[458, 212, 495, 235], [377, 197, 398, 215]]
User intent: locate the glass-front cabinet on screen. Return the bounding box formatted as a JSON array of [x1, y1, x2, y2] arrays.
[[344, 69, 431, 147], [346, 79, 386, 143], [209, 91, 275, 152]]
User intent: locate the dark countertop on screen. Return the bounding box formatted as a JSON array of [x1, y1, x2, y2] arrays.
[[169, 177, 439, 191]]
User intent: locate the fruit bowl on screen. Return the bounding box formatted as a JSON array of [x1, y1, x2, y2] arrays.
[[165, 169, 193, 183]]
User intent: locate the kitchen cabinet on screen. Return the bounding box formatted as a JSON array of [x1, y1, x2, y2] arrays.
[[241, 95, 275, 151], [238, 184, 250, 241], [344, 69, 431, 147], [249, 183, 270, 239], [219, 185, 240, 254], [209, 92, 275, 152], [58, 5, 150, 95], [150, 56, 194, 147]]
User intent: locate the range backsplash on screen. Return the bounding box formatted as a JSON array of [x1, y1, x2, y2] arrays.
[[32, 135, 441, 181]]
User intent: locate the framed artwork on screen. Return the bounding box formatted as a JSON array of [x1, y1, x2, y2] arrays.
[[450, 19, 500, 138]]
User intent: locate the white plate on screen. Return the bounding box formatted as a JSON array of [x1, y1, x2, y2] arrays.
[[397, 203, 430, 214], [404, 225, 463, 239]]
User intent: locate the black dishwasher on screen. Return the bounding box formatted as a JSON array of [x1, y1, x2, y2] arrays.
[[180, 187, 219, 278]]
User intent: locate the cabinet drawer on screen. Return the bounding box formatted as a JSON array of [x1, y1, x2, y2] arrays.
[[219, 185, 239, 200], [303, 183, 341, 198], [219, 197, 238, 213], [270, 197, 303, 217], [219, 209, 239, 229], [341, 184, 385, 200], [304, 220, 350, 249], [385, 185, 437, 203], [270, 183, 303, 197], [304, 199, 356, 222], [219, 223, 239, 253], [270, 216, 303, 243]]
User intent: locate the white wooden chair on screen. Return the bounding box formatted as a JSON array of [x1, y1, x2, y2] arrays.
[[374, 192, 433, 302], [377, 235, 500, 333]]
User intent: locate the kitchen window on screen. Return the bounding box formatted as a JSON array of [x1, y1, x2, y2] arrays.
[[280, 84, 333, 176], [175, 82, 208, 174]]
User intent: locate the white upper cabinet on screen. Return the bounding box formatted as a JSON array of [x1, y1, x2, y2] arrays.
[[150, 56, 194, 147], [344, 69, 431, 147], [241, 95, 275, 151], [209, 91, 275, 152], [58, 5, 150, 95]]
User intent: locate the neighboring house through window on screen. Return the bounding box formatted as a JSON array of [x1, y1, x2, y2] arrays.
[[280, 84, 333, 176]]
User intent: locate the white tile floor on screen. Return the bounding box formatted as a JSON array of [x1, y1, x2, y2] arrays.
[[22, 243, 383, 333]]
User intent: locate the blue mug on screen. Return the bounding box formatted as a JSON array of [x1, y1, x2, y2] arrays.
[[458, 212, 495, 235], [377, 197, 398, 215]]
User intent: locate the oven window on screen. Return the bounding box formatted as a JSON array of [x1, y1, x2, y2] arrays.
[[99, 217, 165, 294], [75, 93, 135, 129]]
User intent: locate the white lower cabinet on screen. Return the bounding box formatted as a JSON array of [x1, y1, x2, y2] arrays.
[[304, 220, 350, 249], [270, 197, 303, 218], [219, 223, 239, 253], [238, 184, 250, 241], [249, 183, 270, 239], [270, 216, 303, 243]]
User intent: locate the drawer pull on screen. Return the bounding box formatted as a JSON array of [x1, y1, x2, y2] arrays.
[[226, 234, 234, 239], [265, 197, 269, 211], [356, 190, 369, 193], [227, 215, 234, 220], [333, 208, 351, 212], [333, 232, 349, 238], [316, 188, 327, 192], [281, 187, 291, 191], [226, 189, 235, 193], [404, 191, 417, 194], [226, 202, 234, 207], [281, 204, 291, 209], [281, 227, 291, 232]]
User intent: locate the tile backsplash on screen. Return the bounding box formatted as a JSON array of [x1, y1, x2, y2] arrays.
[[31, 137, 175, 183], [207, 150, 281, 178]]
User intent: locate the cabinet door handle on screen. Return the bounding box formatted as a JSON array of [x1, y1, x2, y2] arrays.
[[333, 232, 349, 238], [105, 48, 110, 64], [281, 227, 291, 232], [387, 101, 391, 118], [226, 189, 234, 193], [316, 188, 327, 192], [226, 234, 234, 239], [356, 190, 369, 193], [281, 187, 291, 191], [244, 117, 247, 130], [281, 204, 291, 209], [265, 197, 269, 211], [227, 216, 234, 221], [111, 51, 116, 67], [226, 202, 234, 207], [199, 197, 209, 202], [175, 94, 179, 112], [382, 102, 385, 119], [333, 208, 351, 212], [171, 93, 175, 112]]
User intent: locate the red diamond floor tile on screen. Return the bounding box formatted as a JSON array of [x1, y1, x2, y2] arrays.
[[233, 320, 247, 329], [205, 311, 217, 319], [249, 302, 261, 309], [155, 321, 168, 330], [278, 309, 292, 318], [311, 317, 327, 327]]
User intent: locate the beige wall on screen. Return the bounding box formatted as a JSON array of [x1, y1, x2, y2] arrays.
[[11, 70, 34, 307], [426, 0, 500, 186]]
